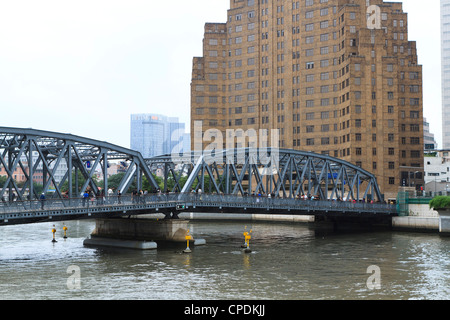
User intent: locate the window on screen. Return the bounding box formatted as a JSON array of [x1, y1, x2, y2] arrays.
[[410, 111, 420, 119], [411, 150, 421, 158], [321, 111, 329, 119], [320, 59, 329, 67], [306, 62, 315, 69]]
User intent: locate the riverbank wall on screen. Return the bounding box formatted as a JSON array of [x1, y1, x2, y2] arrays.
[[391, 204, 439, 232], [138, 204, 439, 233]]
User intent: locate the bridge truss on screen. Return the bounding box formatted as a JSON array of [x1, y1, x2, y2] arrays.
[[0, 127, 383, 203], [147, 148, 384, 202], [0, 127, 159, 202], [0, 128, 391, 225]]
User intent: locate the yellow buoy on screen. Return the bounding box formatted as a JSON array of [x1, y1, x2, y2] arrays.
[[183, 229, 193, 253], [51, 225, 57, 243], [244, 229, 252, 253], [63, 224, 68, 239]]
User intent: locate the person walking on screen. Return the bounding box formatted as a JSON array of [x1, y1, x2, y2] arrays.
[[117, 189, 122, 204], [40, 193, 46, 210]]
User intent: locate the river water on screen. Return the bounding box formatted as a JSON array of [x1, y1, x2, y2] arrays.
[[0, 219, 448, 300]]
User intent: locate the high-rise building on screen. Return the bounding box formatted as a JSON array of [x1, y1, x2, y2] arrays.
[[441, 0, 450, 149], [424, 117, 438, 151], [191, 0, 424, 199], [130, 114, 190, 158]]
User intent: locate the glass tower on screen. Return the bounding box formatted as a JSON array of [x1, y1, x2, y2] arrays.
[[442, 0, 450, 149]]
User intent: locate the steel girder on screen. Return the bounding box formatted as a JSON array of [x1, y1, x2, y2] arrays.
[[147, 148, 384, 202], [0, 127, 159, 201], [0, 126, 384, 203]]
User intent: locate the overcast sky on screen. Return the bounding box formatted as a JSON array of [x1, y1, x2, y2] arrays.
[[0, 0, 442, 149]]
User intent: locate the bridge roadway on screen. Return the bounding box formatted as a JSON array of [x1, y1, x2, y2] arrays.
[[0, 193, 396, 226]]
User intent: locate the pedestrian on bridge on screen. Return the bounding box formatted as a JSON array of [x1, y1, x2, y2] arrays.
[[117, 190, 122, 204], [40, 193, 46, 209], [82, 191, 89, 207]]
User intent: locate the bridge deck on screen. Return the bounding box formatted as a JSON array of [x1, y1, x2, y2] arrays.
[[0, 193, 396, 226]]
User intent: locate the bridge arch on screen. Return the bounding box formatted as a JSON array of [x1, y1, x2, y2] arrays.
[[146, 148, 384, 202], [0, 127, 159, 201], [0, 127, 384, 202]]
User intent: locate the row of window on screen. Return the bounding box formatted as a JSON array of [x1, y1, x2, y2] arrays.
[[194, 90, 421, 106]]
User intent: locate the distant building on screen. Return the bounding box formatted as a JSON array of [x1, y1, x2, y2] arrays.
[[424, 149, 450, 194], [424, 118, 438, 150], [424, 150, 450, 184], [130, 113, 190, 158], [442, 0, 450, 149]]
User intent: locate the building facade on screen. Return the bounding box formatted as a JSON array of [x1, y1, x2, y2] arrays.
[[130, 114, 190, 159], [442, 0, 450, 149], [191, 0, 424, 199], [424, 117, 438, 151]]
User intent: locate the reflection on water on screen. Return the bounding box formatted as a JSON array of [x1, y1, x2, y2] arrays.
[[0, 219, 449, 300]]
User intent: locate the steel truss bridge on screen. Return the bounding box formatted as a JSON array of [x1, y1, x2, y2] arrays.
[[0, 127, 395, 226]]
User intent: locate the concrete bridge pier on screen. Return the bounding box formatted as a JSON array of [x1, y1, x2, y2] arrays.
[[83, 218, 205, 250], [438, 210, 450, 236]]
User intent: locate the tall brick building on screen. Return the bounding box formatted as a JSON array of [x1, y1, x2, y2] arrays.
[[190, 0, 424, 199]]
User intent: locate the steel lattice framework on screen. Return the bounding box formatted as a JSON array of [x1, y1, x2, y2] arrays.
[[0, 127, 383, 203], [147, 148, 384, 202], [0, 128, 393, 225], [0, 127, 159, 201]]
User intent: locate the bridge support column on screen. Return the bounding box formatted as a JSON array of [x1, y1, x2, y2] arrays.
[[83, 218, 204, 249], [438, 209, 450, 236]]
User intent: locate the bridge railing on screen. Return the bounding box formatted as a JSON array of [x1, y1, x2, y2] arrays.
[[0, 192, 396, 216], [180, 193, 395, 214]]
